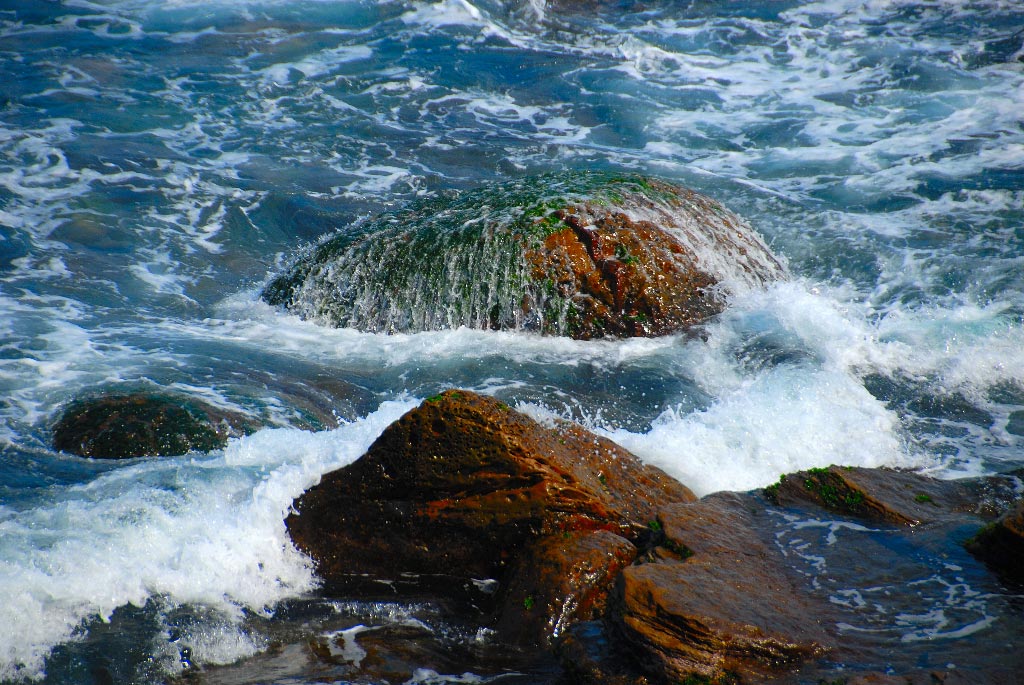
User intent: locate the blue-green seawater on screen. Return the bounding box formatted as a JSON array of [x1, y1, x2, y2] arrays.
[[1, 0, 1022, 681]]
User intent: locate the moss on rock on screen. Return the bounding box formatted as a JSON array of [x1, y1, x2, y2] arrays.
[[52, 392, 253, 458], [263, 171, 786, 339]]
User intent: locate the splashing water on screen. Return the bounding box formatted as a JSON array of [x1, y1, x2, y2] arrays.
[[1, 0, 1023, 680]]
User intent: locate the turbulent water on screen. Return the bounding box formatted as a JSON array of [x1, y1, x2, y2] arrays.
[[1, 0, 1023, 682]]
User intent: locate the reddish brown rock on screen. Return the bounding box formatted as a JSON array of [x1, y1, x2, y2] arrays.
[[286, 389, 695, 644], [611, 492, 830, 683], [764, 465, 975, 526], [517, 177, 786, 340], [526, 204, 722, 339], [495, 530, 637, 646]]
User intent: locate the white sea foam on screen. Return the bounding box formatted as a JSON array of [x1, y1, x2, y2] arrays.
[[210, 293, 683, 369], [212, 284, 936, 497], [259, 45, 373, 85], [875, 302, 1024, 394], [129, 249, 197, 299], [0, 399, 415, 681], [401, 0, 486, 28], [602, 365, 909, 496], [2, 0, 1022, 674]]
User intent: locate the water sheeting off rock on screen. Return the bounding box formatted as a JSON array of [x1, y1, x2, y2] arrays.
[[263, 172, 787, 339]]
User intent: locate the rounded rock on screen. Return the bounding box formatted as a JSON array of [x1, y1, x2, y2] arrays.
[[263, 171, 786, 340], [52, 392, 250, 459]]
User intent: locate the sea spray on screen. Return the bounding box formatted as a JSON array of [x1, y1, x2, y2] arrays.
[[0, 400, 415, 681]]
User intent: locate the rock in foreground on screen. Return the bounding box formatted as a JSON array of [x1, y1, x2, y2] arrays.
[[264, 171, 787, 339], [283, 397, 1024, 684], [613, 493, 830, 683], [285, 389, 695, 645], [52, 392, 254, 458]]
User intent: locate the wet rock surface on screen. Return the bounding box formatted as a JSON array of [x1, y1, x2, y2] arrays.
[[764, 465, 977, 525], [51, 392, 256, 458], [281, 397, 1024, 685], [494, 529, 637, 646], [263, 171, 786, 339], [286, 389, 694, 646], [612, 492, 831, 683], [523, 196, 720, 338], [965, 498, 1024, 585], [556, 620, 650, 685]]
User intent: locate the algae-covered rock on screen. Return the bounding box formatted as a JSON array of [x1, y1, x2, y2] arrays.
[[264, 171, 786, 340], [763, 465, 974, 526], [52, 392, 255, 458]]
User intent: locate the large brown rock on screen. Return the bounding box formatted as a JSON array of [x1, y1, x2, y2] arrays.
[[285, 389, 695, 645], [611, 492, 830, 683], [214, 462, 1024, 685], [263, 172, 787, 340]]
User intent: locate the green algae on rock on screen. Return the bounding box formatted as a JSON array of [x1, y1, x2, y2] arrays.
[[52, 392, 254, 459], [965, 499, 1024, 584], [263, 172, 787, 339]]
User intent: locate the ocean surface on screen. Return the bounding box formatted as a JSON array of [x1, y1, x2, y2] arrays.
[[1, 0, 1023, 682]]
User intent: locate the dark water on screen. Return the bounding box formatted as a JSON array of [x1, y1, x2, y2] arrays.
[[1, 0, 1023, 681]]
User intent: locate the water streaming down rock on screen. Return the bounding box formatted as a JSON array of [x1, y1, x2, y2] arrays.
[[263, 171, 787, 339]]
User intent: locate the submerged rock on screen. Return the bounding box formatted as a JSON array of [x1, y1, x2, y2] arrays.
[[52, 392, 254, 458], [264, 171, 786, 339], [285, 389, 695, 645]]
